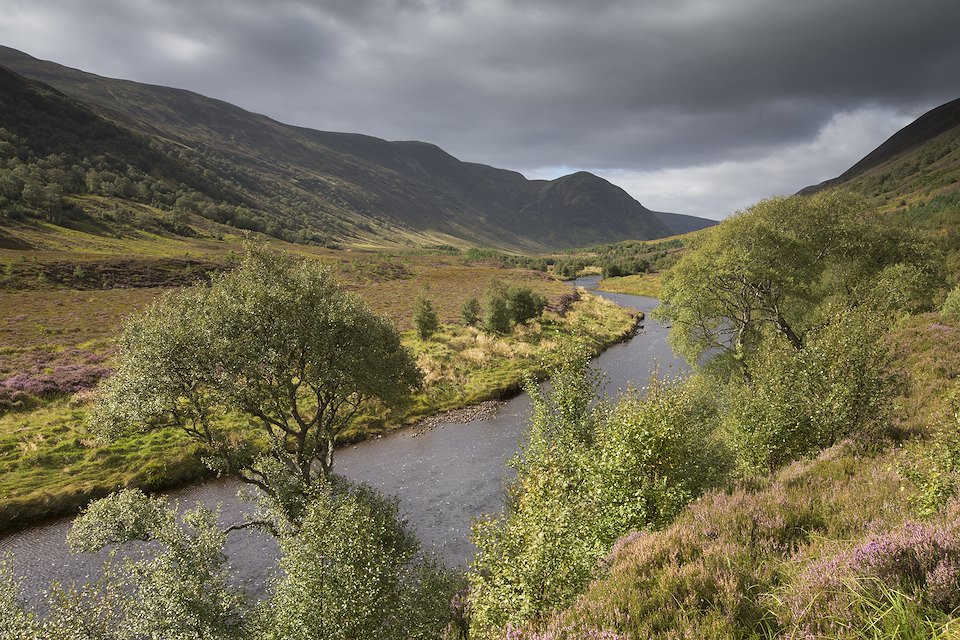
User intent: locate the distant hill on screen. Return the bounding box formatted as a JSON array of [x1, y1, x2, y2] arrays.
[[651, 210, 717, 235], [799, 97, 960, 206], [0, 45, 712, 251]]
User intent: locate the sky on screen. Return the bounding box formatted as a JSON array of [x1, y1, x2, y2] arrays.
[[1, 0, 959, 219]]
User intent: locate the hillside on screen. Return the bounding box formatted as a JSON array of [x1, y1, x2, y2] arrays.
[[799, 97, 960, 208], [0, 46, 710, 251]]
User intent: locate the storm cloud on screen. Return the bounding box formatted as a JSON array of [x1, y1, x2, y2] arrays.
[[2, 0, 958, 218]]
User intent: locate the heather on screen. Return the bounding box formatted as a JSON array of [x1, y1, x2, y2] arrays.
[[507, 442, 921, 639], [781, 502, 960, 638]]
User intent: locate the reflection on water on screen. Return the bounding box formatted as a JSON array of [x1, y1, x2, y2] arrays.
[[0, 276, 687, 605]]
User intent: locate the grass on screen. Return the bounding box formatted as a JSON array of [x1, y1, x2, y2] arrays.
[[0, 247, 633, 532], [596, 273, 662, 298]]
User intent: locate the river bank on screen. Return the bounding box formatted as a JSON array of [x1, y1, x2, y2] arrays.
[[0, 289, 638, 534]]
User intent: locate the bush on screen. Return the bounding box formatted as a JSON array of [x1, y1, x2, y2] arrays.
[[941, 285, 960, 319], [461, 296, 481, 327], [257, 480, 461, 640], [724, 306, 892, 474], [413, 294, 439, 339], [469, 356, 726, 638], [484, 287, 512, 335], [505, 285, 547, 325]]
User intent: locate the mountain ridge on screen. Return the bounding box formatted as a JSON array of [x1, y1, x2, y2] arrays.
[[799, 97, 960, 198], [0, 45, 714, 250]]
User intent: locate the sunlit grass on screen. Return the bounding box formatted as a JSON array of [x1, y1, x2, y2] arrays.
[[597, 273, 662, 298]]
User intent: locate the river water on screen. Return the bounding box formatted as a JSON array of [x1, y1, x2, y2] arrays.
[[0, 275, 687, 605]]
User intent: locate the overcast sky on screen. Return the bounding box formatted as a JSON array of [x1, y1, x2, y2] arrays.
[[2, 0, 959, 219]]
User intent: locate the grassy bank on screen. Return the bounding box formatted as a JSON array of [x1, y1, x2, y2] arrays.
[[0, 271, 635, 532], [596, 272, 662, 298]]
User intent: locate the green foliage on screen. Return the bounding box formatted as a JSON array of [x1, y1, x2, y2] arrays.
[[482, 280, 547, 335], [414, 294, 440, 339], [554, 237, 684, 279], [468, 355, 726, 638], [2, 484, 462, 640], [0, 489, 246, 640], [483, 285, 513, 335], [505, 285, 547, 325], [460, 295, 481, 327], [905, 386, 960, 516], [460, 248, 548, 271], [657, 191, 935, 380], [90, 246, 422, 513], [256, 480, 461, 640], [588, 376, 728, 539], [724, 306, 892, 474], [940, 285, 960, 319], [0, 561, 40, 639]]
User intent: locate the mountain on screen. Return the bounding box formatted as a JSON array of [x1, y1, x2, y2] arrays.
[[799, 97, 960, 204], [0, 46, 711, 251], [650, 210, 717, 235]]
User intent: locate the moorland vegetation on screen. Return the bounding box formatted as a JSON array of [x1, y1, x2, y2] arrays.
[[5, 184, 960, 638]]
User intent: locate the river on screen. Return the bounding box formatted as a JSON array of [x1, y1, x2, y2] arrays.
[[0, 275, 687, 605]]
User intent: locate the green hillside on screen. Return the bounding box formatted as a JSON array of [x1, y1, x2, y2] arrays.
[[0, 46, 714, 252]]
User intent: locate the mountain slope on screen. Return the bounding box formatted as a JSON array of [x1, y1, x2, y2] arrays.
[[799, 97, 960, 204], [0, 45, 709, 251], [651, 210, 717, 235]]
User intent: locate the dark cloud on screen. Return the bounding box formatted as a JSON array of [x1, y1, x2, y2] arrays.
[[1, 0, 958, 216]]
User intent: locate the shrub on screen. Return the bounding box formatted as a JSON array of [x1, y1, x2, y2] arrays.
[[461, 296, 481, 327], [941, 285, 960, 319], [469, 356, 726, 639], [484, 287, 512, 334], [724, 306, 892, 474], [257, 480, 461, 640], [414, 294, 439, 339], [505, 285, 547, 325]]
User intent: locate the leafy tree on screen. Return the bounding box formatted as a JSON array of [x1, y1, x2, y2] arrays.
[[505, 285, 547, 325], [460, 295, 481, 327], [0, 490, 244, 640], [484, 284, 512, 335], [656, 191, 932, 382], [91, 247, 422, 515], [255, 479, 461, 640], [413, 293, 439, 339], [723, 306, 891, 474]]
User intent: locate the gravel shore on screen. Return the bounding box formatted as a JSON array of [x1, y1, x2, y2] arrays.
[[411, 400, 505, 436]]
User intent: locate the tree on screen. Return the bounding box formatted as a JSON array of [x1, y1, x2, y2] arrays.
[[656, 191, 932, 382], [468, 353, 725, 638], [91, 247, 422, 515], [723, 306, 891, 474], [1, 484, 462, 639], [255, 479, 461, 640], [413, 293, 439, 339], [484, 285, 512, 335], [505, 285, 547, 325], [461, 296, 481, 327]]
